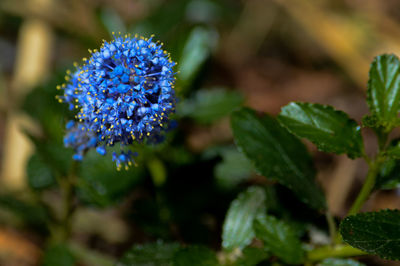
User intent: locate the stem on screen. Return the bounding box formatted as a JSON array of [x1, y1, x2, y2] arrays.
[[62, 161, 78, 240], [51, 161, 79, 243], [347, 158, 381, 216], [325, 212, 338, 244], [346, 128, 388, 216], [377, 130, 389, 152], [307, 244, 367, 262]]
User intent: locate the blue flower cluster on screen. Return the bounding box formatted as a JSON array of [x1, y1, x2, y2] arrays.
[[58, 33, 177, 169]]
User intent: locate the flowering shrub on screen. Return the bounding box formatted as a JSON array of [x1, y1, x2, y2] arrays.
[[10, 30, 400, 265]]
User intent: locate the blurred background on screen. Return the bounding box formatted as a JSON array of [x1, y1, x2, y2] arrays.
[[0, 0, 400, 265]]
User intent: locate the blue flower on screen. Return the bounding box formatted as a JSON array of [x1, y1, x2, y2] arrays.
[[58, 33, 177, 169], [63, 120, 99, 161]]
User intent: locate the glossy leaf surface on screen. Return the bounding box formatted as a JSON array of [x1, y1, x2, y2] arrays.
[[279, 102, 363, 159], [222, 186, 266, 249], [254, 215, 304, 264], [367, 54, 400, 130], [340, 210, 400, 260], [231, 108, 326, 210]]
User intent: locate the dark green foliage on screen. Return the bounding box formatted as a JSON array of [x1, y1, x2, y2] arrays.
[[376, 158, 400, 189], [117, 242, 218, 266], [376, 139, 400, 189], [231, 107, 326, 210], [279, 102, 363, 159], [42, 244, 76, 266], [340, 210, 400, 260], [213, 147, 253, 190], [222, 186, 266, 249], [117, 242, 180, 266], [21, 74, 75, 178], [233, 247, 269, 266], [173, 246, 219, 266], [23, 130, 74, 177], [386, 141, 400, 159], [27, 154, 56, 190], [254, 215, 304, 264], [22, 73, 70, 140], [178, 27, 217, 87], [367, 54, 400, 131], [178, 88, 244, 123], [77, 149, 145, 207]]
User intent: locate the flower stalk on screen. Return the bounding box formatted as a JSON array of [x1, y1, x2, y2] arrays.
[[307, 244, 367, 262], [348, 130, 388, 216], [49, 161, 79, 243]]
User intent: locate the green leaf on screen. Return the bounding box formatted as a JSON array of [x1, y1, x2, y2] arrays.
[[24, 131, 73, 177], [128, 0, 188, 40], [234, 247, 269, 266], [42, 244, 76, 266], [22, 72, 70, 141], [222, 186, 266, 249], [117, 242, 180, 266], [278, 102, 363, 159], [376, 139, 400, 190], [318, 258, 365, 266], [214, 147, 253, 190], [173, 246, 219, 266], [177, 88, 244, 123], [178, 27, 217, 86], [253, 215, 304, 264], [27, 154, 56, 190], [376, 158, 400, 189], [340, 209, 400, 260], [77, 149, 144, 207], [367, 54, 400, 131], [231, 107, 326, 210], [386, 142, 400, 159], [361, 114, 379, 129], [42, 142, 74, 176]]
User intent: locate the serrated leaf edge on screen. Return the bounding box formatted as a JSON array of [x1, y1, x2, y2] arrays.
[[278, 102, 363, 159]]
